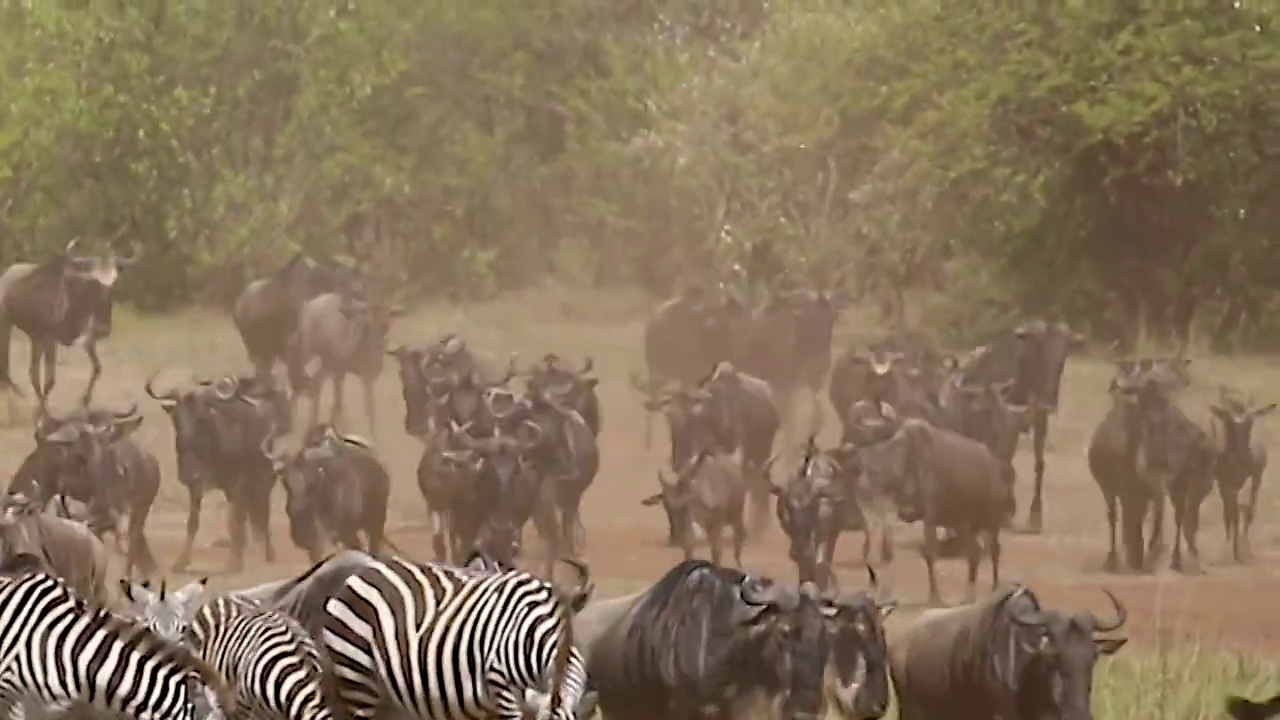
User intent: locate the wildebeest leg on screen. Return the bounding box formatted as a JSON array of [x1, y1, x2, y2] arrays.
[[429, 509, 449, 562], [988, 527, 1002, 591], [248, 486, 275, 564], [1243, 471, 1263, 558], [1147, 488, 1167, 568], [330, 372, 347, 428], [921, 521, 943, 606], [361, 375, 376, 442], [172, 487, 205, 572], [28, 341, 48, 412], [1180, 488, 1205, 574], [961, 526, 980, 603], [1101, 489, 1120, 572], [730, 504, 746, 568], [1220, 481, 1241, 563], [226, 498, 249, 574], [529, 506, 560, 573], [706, 520, 724, 566], [81, 339, 102, 406], [1027, 409, 1049, 533], [1169, 485, 1188, 573]]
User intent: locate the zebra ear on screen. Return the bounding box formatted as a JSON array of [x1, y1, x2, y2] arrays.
[[120, 578, 155, 607], [173, 577, 209, 619]]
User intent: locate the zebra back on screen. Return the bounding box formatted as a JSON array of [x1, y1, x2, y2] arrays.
[[0, 571, 233, 720], [322, 556, 594, 720]]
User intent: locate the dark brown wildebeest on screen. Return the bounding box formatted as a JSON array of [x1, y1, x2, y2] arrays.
[[770, 436, 862, 591], [954, 319, 1085, 532], [523, 353, 601, 437], [770, 288, 852, 433], [830, 340, 948, 439], [266, 424, 393, 563], [890, 585, 1127, 720], [1210, 387, 1273, 563], [1088, 355, 1195, 573], [581, 560, 895, 720], [0, 240, 136, 411], [387, 333, 514, 438], [642, 450, 748, 567], [634, 287, 737, 448], [0, 491, 112, 605], [7, 404, 159, 578], [854, 415, 1010, 605], [290, 292, 401, 441], [146, 372, 287, 573], [521, 382, 600, 556], [232, 252, 365, 386]]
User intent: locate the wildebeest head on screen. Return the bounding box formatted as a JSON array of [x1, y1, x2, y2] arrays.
[[119, 576, 208, 642], [840, 400, 900, 448], [524, 354, 600, 432], [268, 430, 348, 562], [640, 452, 711, 547], [57, 240, 137, 341], [770, 438, 847, 586], [1210, 388, 1274, 469], [452, 421, 543, 564], [822, 571, 896, 720], [386, 345, 440, 436], [852, 415, 926, 521], [29, 404, 141, 499], [644, 387, 718, 470], [1011, 320, 1084, 412], [1004, 588, 1128, 719], [1109, 355, 1192, 395], [276, 252, 367, 307]]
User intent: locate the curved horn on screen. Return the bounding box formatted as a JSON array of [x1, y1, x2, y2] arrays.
[[865, 565, 879, 592], [144, 367, 179, 401], [1087, 588, 1127, 634], [112, 402, 140, 421], [1006, 591, 1050, 628], [213, 377, 237, 401], [558, 557, 594, 608], [498, 354, 519, 385], [519, 419, 545, 449], [740, 579, 783, 607], [578, 357, 594, 376]]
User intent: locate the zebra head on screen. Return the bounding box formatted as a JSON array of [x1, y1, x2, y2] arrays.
[[120, 576, 209, 643]]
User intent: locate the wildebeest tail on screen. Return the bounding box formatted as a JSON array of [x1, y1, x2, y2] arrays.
[[1227, 695, 1280, 720]]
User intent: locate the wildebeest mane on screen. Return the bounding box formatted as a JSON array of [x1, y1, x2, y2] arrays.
[[624, 559, 751, 690]]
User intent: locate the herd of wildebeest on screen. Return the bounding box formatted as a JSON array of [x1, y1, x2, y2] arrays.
[[0, 243, 1276, 720]]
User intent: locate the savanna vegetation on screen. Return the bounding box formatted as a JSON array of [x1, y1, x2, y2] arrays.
[[0, 2, 1273, 350]]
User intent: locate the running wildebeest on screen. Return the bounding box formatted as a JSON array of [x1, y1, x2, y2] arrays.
[[267, 424, 393, 563], [7, 403, 159, 577], [770, 437, 861, 591], [642, 450, 748, 567], [524, 353, 602, 437], [232, 252, 366, 386], [0, 239, 136, 411], [1211, 387, 1273, 563], [890, 585, 1127, 720], [523, 382, 600, 556], [854, 415, 1010, 604], [146, 372, 287, 573], [290, 292, 400, 441], [954, 319, 1084, 532], [580, 560, 895, 720]]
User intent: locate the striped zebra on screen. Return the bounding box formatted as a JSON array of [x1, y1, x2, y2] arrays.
[[321, 556, 598, 720], [121, 577, 339, 720], [0, 564, 231, 720]]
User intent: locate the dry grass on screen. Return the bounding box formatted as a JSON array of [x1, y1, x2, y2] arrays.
[[1, 283, 1279, 718]]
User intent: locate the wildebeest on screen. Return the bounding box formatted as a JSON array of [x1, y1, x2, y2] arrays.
[[232, 251, 365, 385], [581, 559, 894, 720], [1210, 388, 1273, 563], [634, 287, 737, 448], [523, 383, 600, 556], [642, 450, 748, 567], [146, 371, 286, 573], [0, 492, 111, 605], [954, 320, 1084, 532], [854, 416, 1010, 604], [0, 240, 136, 410], [267, 424, 393, 563], [7, 404, 159, 578], [781, 289, 851, 429], [889, 585, 1127, 720], [524, 353, 602, 437], [290, 292, 400, 441], [771, 437, 862, 591]]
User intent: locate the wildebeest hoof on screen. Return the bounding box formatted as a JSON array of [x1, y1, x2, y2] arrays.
[[1101, 555, 1119, 574]]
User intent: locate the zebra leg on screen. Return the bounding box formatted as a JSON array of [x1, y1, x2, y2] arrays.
[[173, 487, 205, 572]]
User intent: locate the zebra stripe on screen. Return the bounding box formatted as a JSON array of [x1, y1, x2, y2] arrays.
[[321, 557, 591, 720], [122, 578, 335, 720], [0, 571, 226, 720]]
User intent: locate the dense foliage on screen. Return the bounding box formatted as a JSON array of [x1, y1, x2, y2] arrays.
[[0, 2, 1274, 348]]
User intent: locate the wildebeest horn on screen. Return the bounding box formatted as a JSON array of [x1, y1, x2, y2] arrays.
[[111, 403, 139, 421], [740, 579, 783, 607], [578, 357, 594, 375], [213, 377, 237, 401], [64, 239, 84, 259], [1007, 589, 1050, 627], [144, 368, 179, 402], [386, 345, 408, 358], [1086, 588, 1127, 634], [519, 420, 544, 449], [557, 557, 594, 609], [498, 354, 519, 385]]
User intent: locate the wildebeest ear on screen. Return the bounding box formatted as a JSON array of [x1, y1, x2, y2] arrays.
[[1095, 636, 1127, 655], [1254, 403, 1277, 418], [583, 377, 600, 389], [768, 484, 784, 497], [639, 494, 664, 507]]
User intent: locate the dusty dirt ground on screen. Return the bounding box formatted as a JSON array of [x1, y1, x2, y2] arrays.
[[3, 287, 1279, 656]]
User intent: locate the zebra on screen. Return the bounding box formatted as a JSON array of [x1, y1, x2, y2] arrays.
[[320, 556, 599, 720], [120, 576, 340, 720], [0, 562, 232, 720]]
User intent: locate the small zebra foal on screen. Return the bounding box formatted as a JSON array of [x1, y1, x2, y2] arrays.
[[121, 577, 341, 720]]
